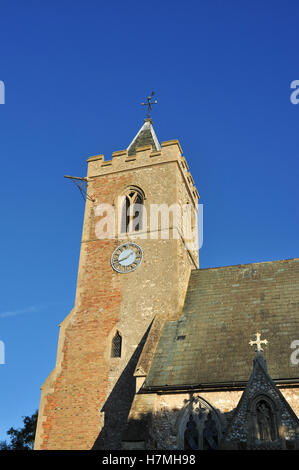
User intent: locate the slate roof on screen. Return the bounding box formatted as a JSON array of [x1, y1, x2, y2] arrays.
[[127, 119, 161, 156], [143, 258, 299, 390]]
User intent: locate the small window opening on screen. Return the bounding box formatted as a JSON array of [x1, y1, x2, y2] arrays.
[[111, 331, 122, 358]]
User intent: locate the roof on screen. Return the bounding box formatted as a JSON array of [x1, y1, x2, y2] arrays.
[[127, 119, 161, 156], [143, 258, 299, 390]]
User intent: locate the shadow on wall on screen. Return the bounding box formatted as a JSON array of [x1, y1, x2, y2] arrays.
[[116, 393, 299, 450], [120, 395, 228, 451], [91, 326, 299, 451], [92, 324, 152, 450]]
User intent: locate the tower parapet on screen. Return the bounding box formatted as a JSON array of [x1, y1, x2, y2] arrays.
[[87, 140, 199, 206]]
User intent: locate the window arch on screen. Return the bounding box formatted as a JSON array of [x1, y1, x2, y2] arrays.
[[177, 396, 222, 450], [120, 186, 145, 233], [248, 394, 279, 443], [111, 331, 122, 358]]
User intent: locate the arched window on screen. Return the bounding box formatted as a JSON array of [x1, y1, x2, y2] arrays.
[[120, 187, 144, 233], [111, 331, 122, 358], [178, 396, 222, 450]]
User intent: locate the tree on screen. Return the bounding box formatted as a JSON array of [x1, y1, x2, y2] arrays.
[[0, 410, 38, 450]]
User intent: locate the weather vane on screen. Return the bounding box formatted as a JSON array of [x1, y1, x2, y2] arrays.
[[141, 91, 157, 119]]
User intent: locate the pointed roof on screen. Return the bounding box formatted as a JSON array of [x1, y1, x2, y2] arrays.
[[127, 119, 161, 156]]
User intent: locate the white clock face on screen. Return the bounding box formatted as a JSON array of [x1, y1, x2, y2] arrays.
[[111, 243, 143, 273]]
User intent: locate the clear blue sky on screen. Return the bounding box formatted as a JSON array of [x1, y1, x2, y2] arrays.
[[0, 0, 298, 442]]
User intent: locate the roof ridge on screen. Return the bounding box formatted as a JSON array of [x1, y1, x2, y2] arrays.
[[192, 257, 299, 273]]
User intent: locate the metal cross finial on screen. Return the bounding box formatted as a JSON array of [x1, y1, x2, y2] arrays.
[[249, 332, 268, 353], [141, 91, 157, 119]]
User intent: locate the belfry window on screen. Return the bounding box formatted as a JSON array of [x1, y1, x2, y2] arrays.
[[120, 187, 144, 233], [111, 331, 122, 358]]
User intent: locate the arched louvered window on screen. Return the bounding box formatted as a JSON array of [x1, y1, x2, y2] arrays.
[[111, 331, 122, 358], [120, 187, 144, 233]]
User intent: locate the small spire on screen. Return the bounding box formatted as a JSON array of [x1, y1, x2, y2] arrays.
[[127, 115, 161, 156]]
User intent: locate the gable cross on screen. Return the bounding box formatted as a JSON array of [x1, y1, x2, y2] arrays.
[[249, 332, 268, 352]]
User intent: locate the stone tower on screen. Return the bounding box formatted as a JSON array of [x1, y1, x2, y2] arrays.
[[34, 118, 199, 450]]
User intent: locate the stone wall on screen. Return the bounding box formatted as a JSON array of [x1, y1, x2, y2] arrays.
[[123, 388, 299, 450]]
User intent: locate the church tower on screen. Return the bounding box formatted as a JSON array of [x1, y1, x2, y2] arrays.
[[34, 112, 200, 450]]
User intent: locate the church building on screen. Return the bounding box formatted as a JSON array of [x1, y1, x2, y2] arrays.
[[34, 104, 299, 450]]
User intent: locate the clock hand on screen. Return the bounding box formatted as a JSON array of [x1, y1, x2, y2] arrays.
[[119, 251, 134, 262]]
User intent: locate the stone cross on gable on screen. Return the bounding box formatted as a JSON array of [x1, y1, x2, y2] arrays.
[[249, 332, 268, 352]]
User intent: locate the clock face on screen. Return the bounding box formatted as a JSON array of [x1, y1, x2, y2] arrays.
[[111, 242, 143, 273]]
